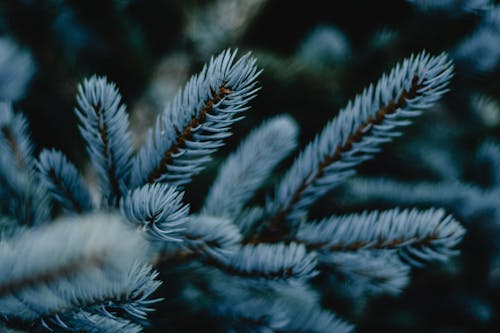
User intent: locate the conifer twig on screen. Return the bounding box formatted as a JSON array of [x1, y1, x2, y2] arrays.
[[263, 52, 453, 240], [131, 49, 261, 187]]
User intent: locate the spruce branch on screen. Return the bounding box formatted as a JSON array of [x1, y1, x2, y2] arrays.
[[220, 298, 354, 333], [41, 311, 143, 333], [213, 279, 353, 333], [203, 115, 298, 218], [213, 242, 318, 281], [39, 264, 160, 332], [75, 76, 134, 207], [0, 157, 50, 227], [37, 149, 93, 214], [264, 52, 454, 239], [0, 45, 469, 332], [322, 250, 411, 297], [131, 49, 261, 187], [0, 103, 34, 171], [158, 220, 318, 283], [175, 214, 242, 259], [276, 301, 353, 333], [0, 103, 50, 226], [297, 208, 465, 265], [345, 178, 496, 221], [121, 183, 189, 243], [0, 213, 156, 330], [235, 206, 265, 236]]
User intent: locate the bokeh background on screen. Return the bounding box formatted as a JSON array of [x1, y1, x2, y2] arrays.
[[1, 0, 499, 332]]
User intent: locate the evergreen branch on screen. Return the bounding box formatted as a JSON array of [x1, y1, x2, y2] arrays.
[[37, 149, 93, 214], [214, 279, 352, 333], [0, 214, 153, 325], [235, 206, 265, 236], [0, 103, 50, 226], [0, 103, 34, 172], [264, 52, 454, 239], [213, 243, 318, 281], [108, 264, 162, 322], [121, 183, 189, 243], [75, 76, 134, 207], [345, 178, 497, 221], [80, 263, 161, 322], [203, 115, 298, 218], [41, 311, 143, 333], [223, 299, 353, 333], [0, 152, 50, 226], [176, 214, 242, 259], [218, 297, 290, 332], [276, 301, 353, 333], [0, 45, 470, 332], [131, 49, 261, 187], [37, 264, 160, 332], [321, 250, 411, 297], [297, 208, 465, 265]]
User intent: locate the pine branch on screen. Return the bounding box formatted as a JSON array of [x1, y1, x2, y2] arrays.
[[235, 206, 265, 236], [37, 149, 93, 214], [84, 263, 161, 322], [276, 301, 353, 333], [297, 208, 465, 265], [345, 178, 496, 221], [213, 279, 352, 333], [158, 220, 318, 283], [0, 103, 50, 226], [321, 250, 411, 297], [75, 76, 134, 207], [264, 52, 454, 240], [131, 49, 261, 187], [0, 103, 34, 170], [0, 153, 50, 226], [121, 183, 189, 243], [36, 263, 160, 332], [222, 299, 353, 333], [212, 242, 318, 281], [175, 214, 242, 259], [0, 44, 470, 332], [203, 115, 298, 218], [0, 214, 155, 328], [41, 311, 143, 333]]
